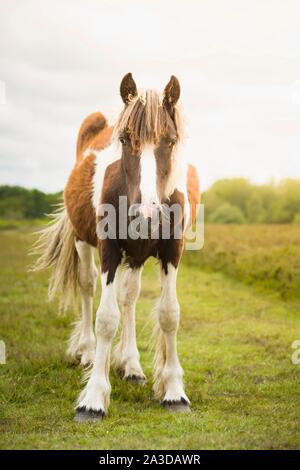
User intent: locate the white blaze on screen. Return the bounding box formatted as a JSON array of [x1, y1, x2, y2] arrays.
[[140, 146, 159, 217]]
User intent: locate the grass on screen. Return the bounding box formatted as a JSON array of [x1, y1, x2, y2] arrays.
[[0, 226, 300, 449], [0, 218, 47, 231]]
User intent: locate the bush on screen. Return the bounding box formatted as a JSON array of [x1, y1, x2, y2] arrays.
[[209, 203, 246, 224], [293, 213, 300, 224], [202, 178, 300, 224], [183, 224, 300, 299]]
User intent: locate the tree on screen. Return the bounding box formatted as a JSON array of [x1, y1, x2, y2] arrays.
[[0, 185, 62, 219]]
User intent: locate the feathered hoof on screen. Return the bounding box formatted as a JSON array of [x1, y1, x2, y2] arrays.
[[75, 406, 105, 422], [162, 397, 191, 413], [125, 374, 146, 386]]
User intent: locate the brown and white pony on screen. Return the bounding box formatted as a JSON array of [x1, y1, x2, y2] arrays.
[[34, 73, 200, 421]]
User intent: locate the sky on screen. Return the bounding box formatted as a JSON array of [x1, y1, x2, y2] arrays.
[[0, 0, 300, 192]]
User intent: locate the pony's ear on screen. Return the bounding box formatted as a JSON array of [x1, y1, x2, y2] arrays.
[[163, 75, 180, 109], [120, 73, 137, 104]]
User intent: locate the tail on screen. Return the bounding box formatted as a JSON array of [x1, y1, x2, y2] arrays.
[[76, 111, 112, 160], [31, 204, 79, 312]]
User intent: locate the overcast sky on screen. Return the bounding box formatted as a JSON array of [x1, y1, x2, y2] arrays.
[[0, 0, 300, 192]]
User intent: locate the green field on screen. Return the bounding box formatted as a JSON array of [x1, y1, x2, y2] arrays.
[[1, 225, 300, 449]]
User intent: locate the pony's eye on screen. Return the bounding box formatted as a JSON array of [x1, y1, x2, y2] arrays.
[[168, 139, 176, 148], [119, 136, 128, 145]]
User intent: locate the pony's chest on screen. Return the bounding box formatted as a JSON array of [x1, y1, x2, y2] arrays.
[[120, 238, 159, 266]]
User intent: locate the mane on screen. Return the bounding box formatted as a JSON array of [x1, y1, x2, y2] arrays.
[[113, 89, 185, 149]]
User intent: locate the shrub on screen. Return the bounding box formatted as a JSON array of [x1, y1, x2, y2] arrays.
[[209, 203, 246, 224], [183, 224, 300, 299]]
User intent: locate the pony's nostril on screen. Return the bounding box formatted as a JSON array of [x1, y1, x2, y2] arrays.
[[151, 200, 161, 209]]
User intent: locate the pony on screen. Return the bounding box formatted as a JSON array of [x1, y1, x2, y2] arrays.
[[33, 73, 200, 421]]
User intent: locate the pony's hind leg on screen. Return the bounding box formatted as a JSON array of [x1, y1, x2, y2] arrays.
[[153, 262, 190, 412], [113, 266, 146, 384], [67, 240, 97, 367]]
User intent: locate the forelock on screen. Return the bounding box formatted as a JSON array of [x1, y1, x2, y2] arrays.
[[113, 89, 185, 148]]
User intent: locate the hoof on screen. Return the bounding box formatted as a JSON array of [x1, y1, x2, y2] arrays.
[[125, 374, 146, 386], [162, 397, 191, 413], [75, 406, 105, 422]]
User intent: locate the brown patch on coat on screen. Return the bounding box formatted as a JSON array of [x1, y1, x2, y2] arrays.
[[158, 189, 185, 274], [64, 155, 97, 247]]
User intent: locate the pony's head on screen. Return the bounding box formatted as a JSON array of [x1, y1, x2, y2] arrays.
[[114, 73, 185, 218]]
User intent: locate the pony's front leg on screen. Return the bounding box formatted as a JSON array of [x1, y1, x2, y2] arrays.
[[76, 243, 121, 421], [113, 266, 146, 384], [153, 262, 190, 412]]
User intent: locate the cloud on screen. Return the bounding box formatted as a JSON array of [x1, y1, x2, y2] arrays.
[[0, 0, 300, 192]]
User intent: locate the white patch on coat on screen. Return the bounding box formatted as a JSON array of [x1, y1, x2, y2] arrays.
[[84, 145, 120, 210]]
